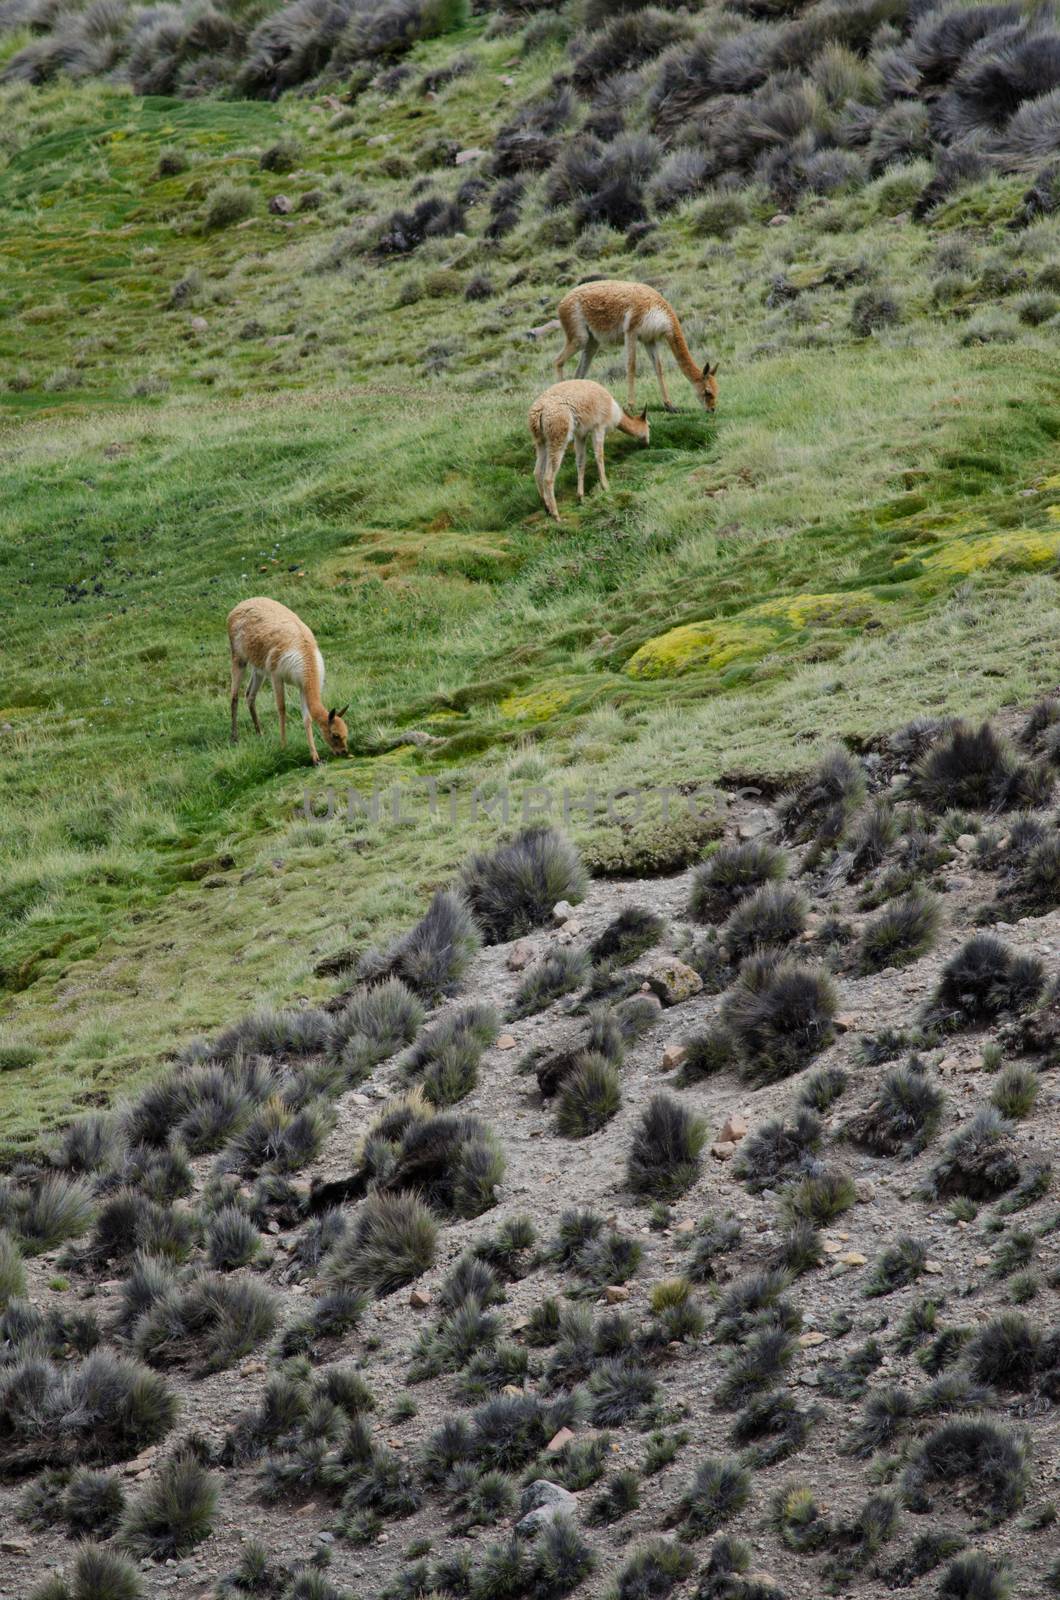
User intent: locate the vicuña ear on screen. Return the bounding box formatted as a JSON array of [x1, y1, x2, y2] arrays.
[[337, 704, 349, 718], [639, 407, 648, 421], [328, 708, 336, 721], [708, 363, 719, 376]]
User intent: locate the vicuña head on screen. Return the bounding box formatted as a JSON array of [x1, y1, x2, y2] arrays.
[[227, 596, 350, 766], [698, 362, 719, 413]]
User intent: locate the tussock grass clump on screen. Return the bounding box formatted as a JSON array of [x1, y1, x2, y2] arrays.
[[52, 1113, 123, 1175], [358, 889, 481, 1001], [675, 1025, 739, 1085], [31, 1544, 144, 1600], [864, 1235, 928, 1296], [610, 1539, 695, 1600], [673, 1457, 750, 1540], [588, 1468, 640, 1527], [471, 1214, 536, 1281], [590, 906, 664, 966], [323, 1193, 437, 1299], [937, 1553, 1011, 1600], [843, 1058, 945, 1157], [0, 1350, 177, 1475], [208, 1006, 333, 1063], [776, 1220, 824, 1277], [510, 950, 588, 1019], [729, 1391, 814, 1468], [990, 1063, 1039, 1119], [777, 747, 866, 845], [226, 1096, 334, 1176], [627, 1094, 706, 1200], [133, 1274, 277, 1373], [458, 826, 585, 943], [733, 1109, 821, 1193], [848, 797, 900, 876], [967, 1312, 1041, 1390], [400, 1003, 498, 1105], [689, 841, 788, 923], [330, 979, 425, 1081], [11, 1174, 96, 1254], [935, 935, 1046, 1026], [902, 1417, 1029, 1524], [781, 1167, 856, 1226], [716, 1327, 797, 1410], [722, 955, 837, 1084], [555, 1053, 622, 1137], [713, 1270, 797, 1345], [0, 1228, 26, 1309], [770, 1481, 832, 1553], [722, 883, 807, 959], [203, 182, 256, 230], [798, 1064, 848, 1113], [588, 1358, 658, 1426], [911, 720, 1051, 813], [119, 1452, 217, 1559], [206, 1205, 262, 1270], [929, 1109, 1021, 1200], [857, 888, 941, 972], [683, 1213, 742, 1283], [349, 1102, 503, 1219]]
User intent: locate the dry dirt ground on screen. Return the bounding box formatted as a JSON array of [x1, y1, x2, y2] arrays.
[[3, 709, 1060, 1600]]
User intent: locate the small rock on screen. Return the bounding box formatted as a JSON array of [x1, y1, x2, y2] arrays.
[[674, 1218, 695, 1234], [839, 1251, 866, 1266], [768, 212, 791, 226], [561, 920, 583, 937], [409, 1288, 432, 1309], [497, 1033, 517, 1050], [545, 1427, 574, 1453], [502, 1384, 524, 1397], [188, 315, 208, 333], [974, 1253, 991, 1268], [0, 1537, 34, 1555], [661, 1043, 688, 1072], [924, 1260, 943, 1275], [507, 940, 535, 971], [603, 1285, 629, 1304], [719, 1114, 748, 1144], [269, 194, 294, 214], [521, 1480, 577, 1514], [552, 901, 576, 924], [798, 1331, 827, 1348], [455, 147, 487, 165], [738, 812, 772, 838], [833, 1013, 856, 1033], [854, 1179, 875, 1203], [641, 956, 703, 1006], [711, 1141, 736, 1161], [955, 833, 976, 852]]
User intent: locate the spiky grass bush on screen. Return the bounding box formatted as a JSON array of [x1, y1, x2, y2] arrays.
[[716, 1327, 797, 1410], [911, 720, 1051, 813], [733, 1109, 821, 1193], [843, 1058, 945, 1157], [777, 747, 866, 845], [13, 1175, 96, 1254], [857, 887, 941, 973], [590, 906, 664, 966], [776, 1220, 823, 1277], [902, 1417, 1029, 1524], [722, 882, 807, 959], [0, 1227, 26, 1309], [555, 1053, 622, 1137], [119, 1452, 217, 1558], [929, 1108, 1020, 1200], [990, 1063, 1039, 1120], [64, 1470, 126, 1538], [798, 1063, 847, 1113], [627, 1094, 706, 1201], [323, 1192, 437, 1298], [675, 1025, 739, 1085], [588, 1468, 640, 1527], [769, 1481, 832, 1553], [729, 1391, 813, 1468], [588, 1359, 657, 1426], [929, 935, 1044, 1028], [864, 1235, 927, 1297], [364, 1105, 503, 1219], [967, 1312, 1041, 1390], [206, 1205, 262, 1270], [610, 1539, 695, 1600], [689, 841, 788, 923], [31, 1544, 144, 1600], [400, 1003, 498, 1105], [937, 1553, 1011, 1600], [52, 1113, 123, 1175], [208, 1006, 333, 1063], [848, 796, 900, 876], [0, 1350, 177, 1474], [510, 949, 589, 1019], [471, 1214, 536, 1281], [673, 1456, 750, 1540], [358, 888, 480, 1001], [781, 1166, 856, 1226], [330, 979, 425, 1081], [722, 955, 837, 1084], [684, 1213, 742, 1283], [133, 1275, 277, 1373], [458, 826, 585, 943]]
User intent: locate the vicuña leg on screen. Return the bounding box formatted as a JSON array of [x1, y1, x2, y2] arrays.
[[651, 345, 674, 411], [272, 675, 287, 746], [592, 428, 609, 493], [624, 330, 638, 410], [246, 667, 264, 736], [229, 658, 244, 744], [574, 434, 587, 501]]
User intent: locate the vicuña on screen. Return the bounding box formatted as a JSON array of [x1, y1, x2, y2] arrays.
[[540, 279, 718, 413], [529, 379, 649, 523], [227, 597, 349, 765]]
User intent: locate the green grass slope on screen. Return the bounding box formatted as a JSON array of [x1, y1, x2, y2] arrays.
[[4, 17, 1060, 1142]]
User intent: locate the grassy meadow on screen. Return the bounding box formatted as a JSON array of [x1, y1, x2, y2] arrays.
[[5, 15, 1060, 1144]]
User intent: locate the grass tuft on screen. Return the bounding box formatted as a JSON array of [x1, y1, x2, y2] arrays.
[[627, 1094, 706, 1201], [459, 826, 585, 943], [323, 1193, 437, 1299]]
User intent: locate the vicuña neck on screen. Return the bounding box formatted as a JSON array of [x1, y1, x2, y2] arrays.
[[667, 318, 703, 384]]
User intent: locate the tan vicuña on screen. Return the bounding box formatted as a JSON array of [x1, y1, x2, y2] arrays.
[[551, 279, 717, 413], [528, 379, 649, 523], [227, 597, 348, 766]]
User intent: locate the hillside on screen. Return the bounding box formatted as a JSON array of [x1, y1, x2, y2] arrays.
[[2, 0, 1060, 1594]]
